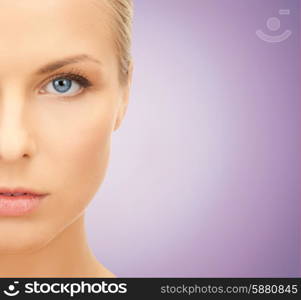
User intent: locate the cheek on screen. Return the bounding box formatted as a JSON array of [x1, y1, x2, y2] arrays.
[[63, 114, 111, 196], [58, 121, 111, 217], [37, 94, 117, 216]]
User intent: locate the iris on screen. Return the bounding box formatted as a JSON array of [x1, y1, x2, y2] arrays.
[[52, 78, 72, 93]]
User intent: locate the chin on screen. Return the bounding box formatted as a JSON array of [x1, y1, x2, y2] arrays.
[[0, 223, 54, 255]]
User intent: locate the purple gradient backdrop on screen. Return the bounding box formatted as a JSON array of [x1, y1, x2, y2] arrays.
[[86, 0, 300, 277]]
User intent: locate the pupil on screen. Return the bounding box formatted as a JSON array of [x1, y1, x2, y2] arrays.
[[53, 78, 72, 93]]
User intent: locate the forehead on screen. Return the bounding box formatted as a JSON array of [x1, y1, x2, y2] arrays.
[[0, 0, 115, 76]]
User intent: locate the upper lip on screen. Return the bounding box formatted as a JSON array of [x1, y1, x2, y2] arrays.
[[0, 187, 48, 196]]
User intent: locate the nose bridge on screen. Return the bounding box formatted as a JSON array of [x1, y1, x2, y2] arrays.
[[0, 88, 34, 161]]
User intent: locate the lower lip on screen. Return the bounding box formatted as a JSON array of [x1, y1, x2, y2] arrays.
[[0, 194, 47, 216]]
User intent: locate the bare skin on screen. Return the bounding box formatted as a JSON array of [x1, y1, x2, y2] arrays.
[[0, 215, 115, 277], [0, 0, 132, 277]]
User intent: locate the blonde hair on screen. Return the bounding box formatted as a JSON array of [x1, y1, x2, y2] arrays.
[[104, 0, 133, 85]]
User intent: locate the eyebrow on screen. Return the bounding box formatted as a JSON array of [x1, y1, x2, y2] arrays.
[[36, 54, 102, 75]]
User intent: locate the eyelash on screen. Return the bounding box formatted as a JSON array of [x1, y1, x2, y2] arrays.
[[40, 68, 93, 99]]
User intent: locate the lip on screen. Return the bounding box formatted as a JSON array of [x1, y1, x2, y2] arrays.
[[0, 187, 49, 217], [0, 187, 47, 196]]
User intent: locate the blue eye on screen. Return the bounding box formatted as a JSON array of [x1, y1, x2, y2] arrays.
[[53, 78, 73, 93], [41, 72, 92, 97], [44, 77, 81, 95]]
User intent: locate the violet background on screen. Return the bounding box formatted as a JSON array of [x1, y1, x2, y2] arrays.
[[86, 0, 300, 277]]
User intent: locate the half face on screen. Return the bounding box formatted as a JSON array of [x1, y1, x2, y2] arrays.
[[0, 0, 129, 253]]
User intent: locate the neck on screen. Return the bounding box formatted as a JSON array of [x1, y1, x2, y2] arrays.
[[0, 214, 114, 277]]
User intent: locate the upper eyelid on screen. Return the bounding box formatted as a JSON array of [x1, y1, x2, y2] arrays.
[[42, 68, 90, 85], [45, 73, 91, 86]]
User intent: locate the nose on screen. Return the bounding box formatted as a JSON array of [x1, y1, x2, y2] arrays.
[[0, 95, 35, 162]]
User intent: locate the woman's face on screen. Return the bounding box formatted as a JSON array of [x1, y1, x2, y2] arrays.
[[0, 0, 130, 253]]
